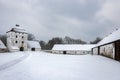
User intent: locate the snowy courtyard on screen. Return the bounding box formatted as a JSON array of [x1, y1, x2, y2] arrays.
[[0, 51, 120, 80]]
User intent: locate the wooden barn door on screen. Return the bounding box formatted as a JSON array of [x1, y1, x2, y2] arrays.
[[115, 40, 120, 61], [63, 51, 66, 54], [20, 47, 24, 51], [31, 48, 35, 51]]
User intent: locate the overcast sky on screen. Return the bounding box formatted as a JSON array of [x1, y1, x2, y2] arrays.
[[0, 0, 120, 42]]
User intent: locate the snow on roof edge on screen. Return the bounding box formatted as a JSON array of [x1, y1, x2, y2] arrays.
[[0, 40, 6, 48], [52, 44, 96, 51], [97, 28, 120, 47]]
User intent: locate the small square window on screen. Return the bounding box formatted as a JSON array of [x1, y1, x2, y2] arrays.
[[22, 41, 24, 44], [16, 41, 18, 43]]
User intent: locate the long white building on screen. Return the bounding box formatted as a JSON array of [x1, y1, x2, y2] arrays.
[[52, 44, 96, 55]]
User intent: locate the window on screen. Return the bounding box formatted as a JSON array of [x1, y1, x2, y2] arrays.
[[16, 35, 18, 38], [22, 36, 24, 38], [16, 41, 18, 43], [22, 41, 24, 44]]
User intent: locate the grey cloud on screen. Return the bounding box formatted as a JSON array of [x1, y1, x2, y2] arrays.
[[38, 0, 102, 21], [0, 0, 120, 42]]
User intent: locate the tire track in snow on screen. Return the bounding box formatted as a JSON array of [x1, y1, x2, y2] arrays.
[[0, 53, 30, 71]]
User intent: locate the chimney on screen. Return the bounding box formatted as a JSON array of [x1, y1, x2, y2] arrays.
[[16, 24, 20, 27]]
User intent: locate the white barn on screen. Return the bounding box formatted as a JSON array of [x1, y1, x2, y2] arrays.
[[27, 41, 41, 51], [0, 40, 7, 53], [52, 44, 96, 55], [6, 25, 28, 52], [92, 28, 120, 61]]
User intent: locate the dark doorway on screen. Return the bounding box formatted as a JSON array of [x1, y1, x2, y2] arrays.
[[115, 41, 120, 61], [20, 47, 24, 51], [63, 51, 66, 54], [31, 48, 35, 51]]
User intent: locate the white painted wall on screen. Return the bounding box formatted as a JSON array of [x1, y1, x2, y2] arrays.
[[93, 47, 98, 55], [52, 50, 90, 55], [7, 31, 28, 52], [28, 48, 41, 51], [100, 43, 115, 59]]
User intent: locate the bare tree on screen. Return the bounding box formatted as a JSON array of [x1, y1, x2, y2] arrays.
[[28, 33, 36, 41], [0, 34, 7, 46], [90, 37, 101, 44]]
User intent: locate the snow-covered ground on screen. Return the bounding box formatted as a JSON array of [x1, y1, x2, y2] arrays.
[[0, 52, 29, 71], [0, 51, 120, 80]]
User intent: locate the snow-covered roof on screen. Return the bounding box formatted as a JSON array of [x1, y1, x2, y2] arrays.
[[52, 44, 96, 51], [12, 27, 27, 33], [0, 40, 6, 48], [7, 26, 27, 33], [27, 41, 41, 48], [98, 28, 120, 46]]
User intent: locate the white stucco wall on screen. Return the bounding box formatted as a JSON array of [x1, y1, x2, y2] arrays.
[[100, 43, 115, 59], [28, 48, 41, 51], [52, 50, 90, 55], [93, 47, 98, 55], [7, 31, 28, 51]]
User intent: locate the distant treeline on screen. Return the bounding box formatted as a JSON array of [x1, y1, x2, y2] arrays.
[[40, 36, 102, 50]]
